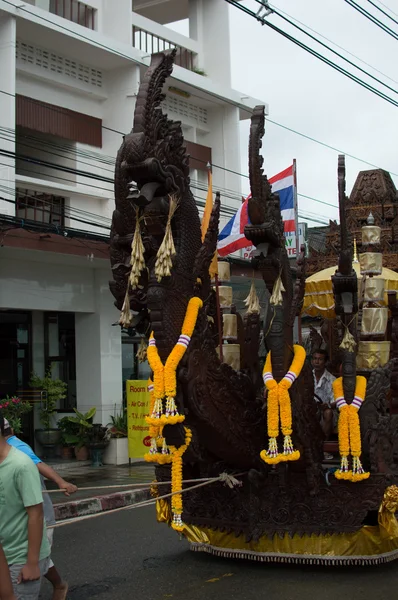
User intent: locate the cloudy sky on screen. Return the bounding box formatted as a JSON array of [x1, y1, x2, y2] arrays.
[[228, 0, 398, 226]]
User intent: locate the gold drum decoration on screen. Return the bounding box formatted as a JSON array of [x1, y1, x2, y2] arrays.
[[216, 261, 231, 283], [359, 253, 382, 276], [363, 278, 385, 302], [217, 286, 233, 308], [361, 307, 388, 336], [357, 341, 391, 370], [222, 314, 238, 340], [361, 225, 381, 245], [217, 344, 240, 370]]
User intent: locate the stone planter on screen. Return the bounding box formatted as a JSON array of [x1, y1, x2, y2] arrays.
[[75, 445, 89, 461], [103, 437, 129, 465], [35, 429, 61, 459]]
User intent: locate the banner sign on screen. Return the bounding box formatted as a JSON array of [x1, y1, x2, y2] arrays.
[[126, 379, 151, 459], [242, 221, 308, 260]]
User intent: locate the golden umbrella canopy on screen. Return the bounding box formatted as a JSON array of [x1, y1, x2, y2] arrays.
[[302, 263, 398, 319]]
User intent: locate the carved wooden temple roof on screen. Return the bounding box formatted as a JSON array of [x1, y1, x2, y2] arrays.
[[307, 169, 398, 276]]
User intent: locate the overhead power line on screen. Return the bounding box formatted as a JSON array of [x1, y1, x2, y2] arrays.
[[268, 3, 398, 85], [371, 0, 398, 19], [267, 1, 398, 95], [344, 0, 398, 41], [225, 0, 398, 107], [367, 0, 398, 26], [0, 132, 340, 215]]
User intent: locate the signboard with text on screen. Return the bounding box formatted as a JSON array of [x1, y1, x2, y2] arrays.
[[241, 222, 308, 260], [126, 379, 151, 459]]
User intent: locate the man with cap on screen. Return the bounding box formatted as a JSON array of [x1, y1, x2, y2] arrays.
[[0, 411, 51, 599], [2, 418, 77, 600]]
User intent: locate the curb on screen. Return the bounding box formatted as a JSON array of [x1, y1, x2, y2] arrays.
[[54, 488, 151, 521]]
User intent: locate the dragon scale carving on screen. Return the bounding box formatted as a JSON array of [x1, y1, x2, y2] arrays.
[[110, 52, 398, 551]]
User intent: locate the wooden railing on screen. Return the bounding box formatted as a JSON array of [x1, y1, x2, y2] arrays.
[[49, 0, 96, 30], [132, 26, 195, 71]]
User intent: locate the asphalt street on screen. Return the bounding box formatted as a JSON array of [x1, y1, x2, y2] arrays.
[[40, 507, 398, 600]]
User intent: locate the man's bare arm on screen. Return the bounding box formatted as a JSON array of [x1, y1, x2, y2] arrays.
[[37, 463, 77, 496], [18, 504, 43, 583]]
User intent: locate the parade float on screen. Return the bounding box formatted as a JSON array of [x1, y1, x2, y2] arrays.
[[110, 50, 398, 565]]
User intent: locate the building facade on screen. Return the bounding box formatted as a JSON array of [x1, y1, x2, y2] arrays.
[[0, 0, 267, 447]]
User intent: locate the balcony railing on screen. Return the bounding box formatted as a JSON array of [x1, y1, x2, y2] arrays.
[[16, 189, 65, 227], [49, 0, 96, 30], [132, 26, 195, 71]]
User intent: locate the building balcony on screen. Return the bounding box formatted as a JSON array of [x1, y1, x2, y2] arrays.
[[131, 11, 200, 73], [23, 0, 97, 30]]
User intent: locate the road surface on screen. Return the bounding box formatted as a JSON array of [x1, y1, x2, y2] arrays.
[[41, 506, 398, 600]]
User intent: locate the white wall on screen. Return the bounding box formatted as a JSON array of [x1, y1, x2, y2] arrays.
[[0, 13, 16, 217], [189, 0, 232, 87], [102, 0, 131, 44], [75, 269, 122, 426], [0, 255, 96, 312]]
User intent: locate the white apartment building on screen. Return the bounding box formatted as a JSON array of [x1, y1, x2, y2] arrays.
[[0, 0, 267, 446]]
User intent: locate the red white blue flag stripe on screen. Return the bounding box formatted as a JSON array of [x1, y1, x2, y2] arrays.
[[217, 165, 295, 257]]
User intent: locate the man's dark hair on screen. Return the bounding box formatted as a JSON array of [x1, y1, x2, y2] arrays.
[[312, 348, 328, 361], [0, 412, 4, 436]]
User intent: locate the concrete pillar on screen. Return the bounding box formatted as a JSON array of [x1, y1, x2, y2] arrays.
[[189, 0, 232, 87], [35, 0, 50, 10], [206, 105, 242, 213], [31, 310, 47, 453], [102, 0, 132, 45], [31, 311, 45, 378], [75, 269, 122, 426], [0, 13, 16, 216]]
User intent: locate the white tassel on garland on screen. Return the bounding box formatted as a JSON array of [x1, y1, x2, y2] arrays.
[[118, 286, 132, 327], [244, 280, 260, 314], [340, 328, 356, 351], [155, 195, 178, 283], [136, 338, 148, 363], [129, 208, 145, 290], [339, 320, 357, 351], [270, 273, 285, 306]]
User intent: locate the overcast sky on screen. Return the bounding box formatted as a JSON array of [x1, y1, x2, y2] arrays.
[[229, 0, 398, 226], [170, 1, 398, 227]]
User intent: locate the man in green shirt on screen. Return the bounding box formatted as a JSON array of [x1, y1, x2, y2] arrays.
[[0, 413, 50, 599]]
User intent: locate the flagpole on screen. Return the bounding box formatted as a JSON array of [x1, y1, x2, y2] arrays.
[[214, 272, 224, 363], [293, 158, 302, 345]]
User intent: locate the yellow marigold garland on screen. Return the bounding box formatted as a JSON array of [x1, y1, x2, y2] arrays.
[[333, 376, 369, 482], [260, 345, 306, 465], [144, 297, 202, 463], [144, 380, 169, 464], [168, 427, 192, 531]]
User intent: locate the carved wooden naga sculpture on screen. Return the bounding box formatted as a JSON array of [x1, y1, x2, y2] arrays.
[[244, 106, 323, 477], [110, 50, 264, 470]]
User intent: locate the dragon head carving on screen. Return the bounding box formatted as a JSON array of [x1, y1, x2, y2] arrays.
[[110, 51, 219, 361]]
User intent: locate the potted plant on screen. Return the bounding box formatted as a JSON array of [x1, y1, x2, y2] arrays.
[[66, 407, 96, 461], [30, 367, 67, 454], [87, 423, 110, 467], [0, 396, 32, 434], [104, 407, 129, 465], [57, 416, 79, 460]]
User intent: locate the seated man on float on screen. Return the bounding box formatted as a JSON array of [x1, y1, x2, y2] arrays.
[[312, 349, 337, 443]]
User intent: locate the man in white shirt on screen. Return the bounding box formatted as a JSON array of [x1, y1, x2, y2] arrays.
[[312, 349, 336, 444]]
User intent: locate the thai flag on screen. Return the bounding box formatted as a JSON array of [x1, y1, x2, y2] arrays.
[[217, 165, 295, 257]]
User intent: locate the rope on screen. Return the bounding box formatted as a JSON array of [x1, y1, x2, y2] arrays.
[[43, 476, 222, 494], [48, 472, 244, 529]]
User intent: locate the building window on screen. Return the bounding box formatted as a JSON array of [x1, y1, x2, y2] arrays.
[[16, 189, 65, 227], [49, 0, 96, 30], [121, 333, 151, 403], [44, 313, 76, 410]]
